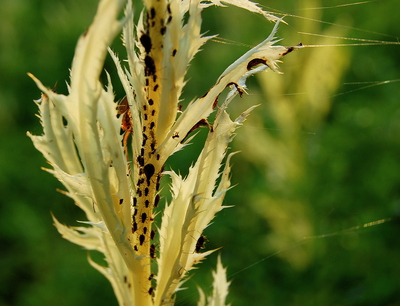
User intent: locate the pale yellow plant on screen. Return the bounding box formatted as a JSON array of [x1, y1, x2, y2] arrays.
[[27, 0, 299, 304]]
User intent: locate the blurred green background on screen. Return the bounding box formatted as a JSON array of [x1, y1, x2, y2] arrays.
[[1, 0, 400, 305]]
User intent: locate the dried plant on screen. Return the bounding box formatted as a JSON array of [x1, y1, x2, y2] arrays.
[[27, 0, 299, 304]]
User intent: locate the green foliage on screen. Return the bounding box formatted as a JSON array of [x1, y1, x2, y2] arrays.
[[1, 0, 400, 305]]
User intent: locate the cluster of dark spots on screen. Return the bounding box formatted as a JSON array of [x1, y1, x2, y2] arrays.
[[61, 116, 67, 127], [141, 212, 147, 223], [119, 198, 124, 205], [144, 55, 156, 76], [195, 235, 206, 253], [143, 227, 147, 234], [154, 195, 160, 207], [156, 173, 161, 191], [150, 141, 156, 153], [151, 230, 156, 240], [137, 155, 145, 167], [148, 273, 154, 280], [148, 99, 154, 105], [140, 34, 152, 53], [172, 49, 177, 57], [137, 178, 144, 186], [132, 222, 138, 233], [150, 244, 156, 258], [124, 276, 132, 288], [145, 200, 150, 208], [142, 133, 148, 146], [143, 163, 155, 182], [153, 84, 159, 92], [247, 58, 267, 70], [133, 197, 137, 206], [139, 234, 145, 245], [148, 287, 154, 295], [150, 7, 156, 19]]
